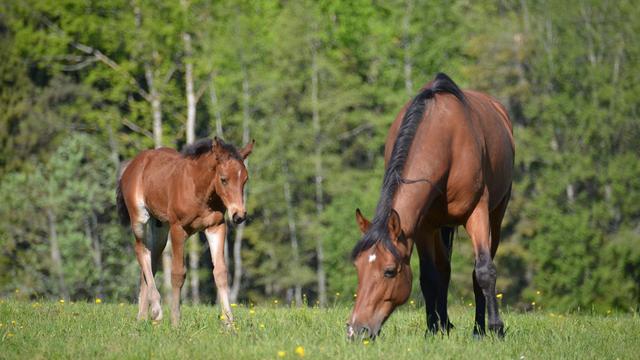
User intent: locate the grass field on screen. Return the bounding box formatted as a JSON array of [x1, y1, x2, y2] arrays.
[[1, 299, 638, 359]]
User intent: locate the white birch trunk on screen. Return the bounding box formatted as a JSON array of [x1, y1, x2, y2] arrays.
[[183, 28, 200, 304], [229, 67, 251, 303], [47, 208, 68, 299], [310, 43, 327, 307], [283, 161, 302, 306]]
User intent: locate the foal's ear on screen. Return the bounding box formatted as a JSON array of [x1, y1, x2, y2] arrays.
[[355, 208, 371, 234], [387, 209, 402, 239], [212, 136, 226, 154], [239, 139, 255, 159]]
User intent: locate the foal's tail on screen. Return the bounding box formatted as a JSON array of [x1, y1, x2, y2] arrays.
[[115, 161, 131, 227], [440, 226, 455, 262]]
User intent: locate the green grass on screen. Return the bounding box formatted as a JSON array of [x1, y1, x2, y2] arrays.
[[1, 299, 638, 359]]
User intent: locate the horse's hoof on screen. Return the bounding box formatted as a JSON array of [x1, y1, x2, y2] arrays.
[[489, 325, 505, 339]]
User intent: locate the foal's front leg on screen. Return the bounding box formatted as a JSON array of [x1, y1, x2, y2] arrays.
[[169, 225, 187, 326], [204, 223, 234, 327]]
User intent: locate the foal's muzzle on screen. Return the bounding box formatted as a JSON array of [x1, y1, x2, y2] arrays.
[[232, 212, 246, 225]]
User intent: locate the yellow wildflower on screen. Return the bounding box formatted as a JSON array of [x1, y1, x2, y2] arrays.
[[410, 300, 415, 305], [259, 323, 265, 329], [59, 299, 65, 304], [277, 351, 286, 358], [294, 346, 305, 357], [496, 293, 503, 299], [15, 289, 19, 293], [468, 303, 473, 307], [531, 301, 536, 306], [95, 298, 102, 304], [11, 320, 16, 325], [119, 303, 125, 307], [7, 333, 14, 337], [335, 292, 340, 296], [274, 300, 279, 304], [363, 340, 370, 345], [353, 293, 357, 298], [249, 309, 255, 315], [231, 303, 238, 308]]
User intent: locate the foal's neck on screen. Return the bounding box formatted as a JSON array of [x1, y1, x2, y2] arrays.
[[186, 155, 219, 201]]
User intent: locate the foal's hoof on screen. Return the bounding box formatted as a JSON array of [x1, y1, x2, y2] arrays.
[[151, 304, 163, 321]]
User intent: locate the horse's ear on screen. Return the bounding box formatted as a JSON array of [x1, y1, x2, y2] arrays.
[[387, 209, 402, 240], [239, 139, 255, 159], [355, 208, 371, 234]]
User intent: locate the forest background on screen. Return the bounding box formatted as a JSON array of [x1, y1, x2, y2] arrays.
[[1, 0, 638, 313]]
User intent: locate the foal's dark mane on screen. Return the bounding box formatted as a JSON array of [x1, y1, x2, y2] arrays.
[[181, 138, 242, 161], [351, 73, 467, 260]]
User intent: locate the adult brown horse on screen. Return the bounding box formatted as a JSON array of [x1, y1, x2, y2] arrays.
[[116, 137, 253, 326], [347, 73, 514, 340]]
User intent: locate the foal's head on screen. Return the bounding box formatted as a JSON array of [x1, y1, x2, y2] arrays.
[[213, 138, 254, 224], [185, 137, 254, 224], [347, 209, 412, 340]]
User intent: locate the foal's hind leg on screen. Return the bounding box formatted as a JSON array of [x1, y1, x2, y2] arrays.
[[465, 189, 504, 337], [133, 218, 163, 321]]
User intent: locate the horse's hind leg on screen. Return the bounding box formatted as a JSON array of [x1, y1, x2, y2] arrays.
[[465, 189, 504, 337]]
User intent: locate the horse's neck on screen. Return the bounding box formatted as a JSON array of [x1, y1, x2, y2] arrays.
[[391, 179, 440, 240]]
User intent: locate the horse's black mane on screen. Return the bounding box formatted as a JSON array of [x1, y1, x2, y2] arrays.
[[351, 73, 466, 260], [181, 138, 242, 161]]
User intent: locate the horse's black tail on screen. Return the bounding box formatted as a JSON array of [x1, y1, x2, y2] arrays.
[[440, 226, 455, 262], [116, 161, 131, 226]]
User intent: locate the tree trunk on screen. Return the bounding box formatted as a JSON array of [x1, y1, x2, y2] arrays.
[[402, 0, 414, 96], [209, 77, 224, 138], [282, 161, 302, 306], [144, 65, 163, 149], [85, 214, 104, 298], [183, 28, 200, 304], [46, 209, 68, 299], [310, 43, 327, 307], [229, 67, 251, 303], [133, 1, 173, 302]]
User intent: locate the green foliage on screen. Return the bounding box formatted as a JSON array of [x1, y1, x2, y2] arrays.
[[0, 0, 638, 313]]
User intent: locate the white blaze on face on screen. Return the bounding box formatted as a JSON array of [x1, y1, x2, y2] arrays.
[[368, 253, 377, 264]]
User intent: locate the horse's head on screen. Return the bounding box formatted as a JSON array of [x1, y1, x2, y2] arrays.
[[347, 208, 412, 340], [211, 137, 254, 224]]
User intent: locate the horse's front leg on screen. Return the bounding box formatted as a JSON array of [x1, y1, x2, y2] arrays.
[[204, 223, 234, 327], [169, 224, 187, 327]]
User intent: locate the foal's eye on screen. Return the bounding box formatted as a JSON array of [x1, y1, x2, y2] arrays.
[[221, 177, 228, 185], [383, 267, 397, 278]]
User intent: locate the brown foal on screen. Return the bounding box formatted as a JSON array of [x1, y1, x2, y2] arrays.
[[348, 73, 514, 339], [116, 137, 254, 326]]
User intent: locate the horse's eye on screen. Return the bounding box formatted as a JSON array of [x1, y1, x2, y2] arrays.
[[221, 177, 228, 185], [383, 267, 397, 278]]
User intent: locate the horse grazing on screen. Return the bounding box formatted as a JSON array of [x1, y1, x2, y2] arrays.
[[347, 73, 514, 340], [116, 137, 254, 326]]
